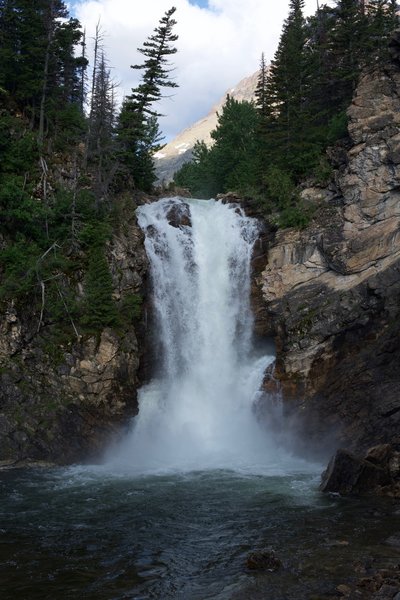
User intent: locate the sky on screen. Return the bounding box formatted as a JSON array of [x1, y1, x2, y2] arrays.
[[67, 0, 322, 141]]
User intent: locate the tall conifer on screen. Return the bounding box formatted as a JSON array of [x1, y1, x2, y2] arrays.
[[116, 6, 178, 191]]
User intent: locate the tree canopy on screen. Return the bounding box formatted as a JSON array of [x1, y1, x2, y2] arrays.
[[174, 0, 399, 226], [0, 3, 178, 335]]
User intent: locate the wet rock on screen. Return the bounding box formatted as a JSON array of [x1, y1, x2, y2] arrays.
[[321, 444, 400, 497], [336, 584, 351, 597], [365, 445, 393, 466], [375, 584, 400, 598], [320, 449, 390, 495], [388, 452, 400, 479], [335, 564, 400, 599], [385, 535, 400, 548], [246, 549, 282, 571], [165, 200, 191, 228]]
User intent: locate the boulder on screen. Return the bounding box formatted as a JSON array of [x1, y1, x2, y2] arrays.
[[246, 550, 282, 571], [365, 444, 393, 466], [165, 200, 191, 228], [320, 449, 390, 495]]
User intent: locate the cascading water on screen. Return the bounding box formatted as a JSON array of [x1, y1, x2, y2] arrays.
[[6, 196, 381, 600], [107, 196, 311, 474]]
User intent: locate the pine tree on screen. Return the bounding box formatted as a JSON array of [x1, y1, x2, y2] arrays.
[[43, 12, 87, 146], [262, 0, 313, 177], [209, 96, 258, 193], [254, 52, 275, 180], [88, 51, 117, 203], [327, 0, 369, 102], [366, 1, 399, 63], [115, 6, 178, 191], [255, 52, 269, 118], [0, 0, 86, 142], [173, 140, 214, 198], [129, 6, 178, 116], [81, 246, 119, 331], [174, 97, 258, 196]]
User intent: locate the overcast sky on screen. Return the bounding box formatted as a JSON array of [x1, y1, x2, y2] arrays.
[[67, 0, 323, 141]]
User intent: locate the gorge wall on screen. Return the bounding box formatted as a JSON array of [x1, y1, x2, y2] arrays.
[[0, 199, 147, 465], [1, 63, 400, 468], [256, 64, 400, 454]]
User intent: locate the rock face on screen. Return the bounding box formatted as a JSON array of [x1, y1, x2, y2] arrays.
[[258, 64, 400, 454], [246, 550, 282, 572], [320, 445, 400, 496], [0, 198, 148, 465], [319, 448, 391, 495]]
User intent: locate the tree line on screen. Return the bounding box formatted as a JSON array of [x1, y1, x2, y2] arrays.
[[0, 1, 178, 337], [174, 0, 399, 227]]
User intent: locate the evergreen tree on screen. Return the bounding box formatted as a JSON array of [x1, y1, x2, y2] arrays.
[[174, 97, 258, 196], [130, 6, 178, 116], [0, 0, 86, 143], [116, 6, 178, 192], [87, 51, 117, 203], [327, 0, 369, 104], [209, 96, 258, 193], [366, 1, 399, 63], [255, 52, 269, 118], [260, 0, 317, 178], [173, 140, 214, 197], [81, 246, 119, 331]]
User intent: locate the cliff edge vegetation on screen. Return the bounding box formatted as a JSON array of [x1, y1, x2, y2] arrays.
[[0, 2, 178, 463]]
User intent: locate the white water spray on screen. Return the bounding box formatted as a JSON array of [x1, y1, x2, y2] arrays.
[[107, 197, 314, 475]]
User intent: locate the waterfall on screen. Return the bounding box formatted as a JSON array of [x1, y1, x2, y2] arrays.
[[107, 197, 308, 475]]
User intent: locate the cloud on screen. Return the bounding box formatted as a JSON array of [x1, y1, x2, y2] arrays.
[[69, 0, 320, 140]]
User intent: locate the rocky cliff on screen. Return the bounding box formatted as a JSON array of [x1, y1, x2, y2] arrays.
[[257, 64, 400, 455], [0, 198, 148, 466]]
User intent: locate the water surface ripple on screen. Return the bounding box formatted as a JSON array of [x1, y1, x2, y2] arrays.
[[1, 468, 399, 599]]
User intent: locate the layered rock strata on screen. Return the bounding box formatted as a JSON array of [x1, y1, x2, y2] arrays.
[[258, 64, 400, 454]]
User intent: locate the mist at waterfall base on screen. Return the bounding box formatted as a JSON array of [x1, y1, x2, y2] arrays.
[[105, 197, 314, 476], [6, 197, 399, 600]]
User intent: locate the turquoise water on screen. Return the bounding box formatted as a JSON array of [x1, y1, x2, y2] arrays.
[[1, 467, 399, 599]]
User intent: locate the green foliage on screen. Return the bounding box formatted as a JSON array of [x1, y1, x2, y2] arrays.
[[119, 293, 143, 323], [115, 6, 178, 192], [263, 166, 298, 210], [210, 96, 258, 192], [174, 98, 258, 197], [173, 140, 215, 198], [130, 6, 178, 117], [78, 220, 112, 248], [0, 2, 184, 345], [50, 103, 87, 149], [0, 238, 39, 301], [326, 111, 349, 144], [81, 246, 119, 331], [313, 156, 334, 186], [0, 0, 87, 141], [278, 204, 312, 229], [260, 166, 313, 229]]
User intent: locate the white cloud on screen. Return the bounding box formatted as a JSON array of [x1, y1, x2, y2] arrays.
[[69, 0, 320, 140]]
